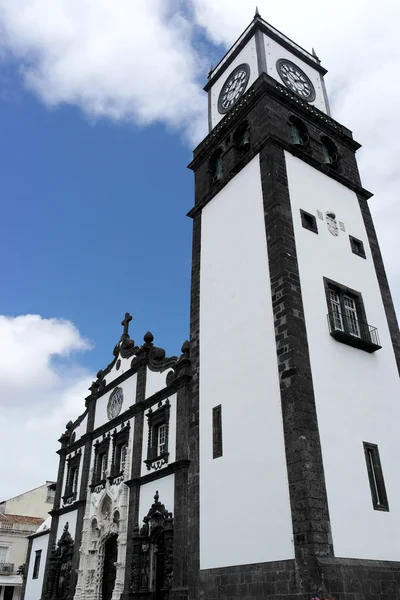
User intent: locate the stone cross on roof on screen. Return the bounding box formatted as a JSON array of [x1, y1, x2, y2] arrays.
[[121, 312, 132, 339]]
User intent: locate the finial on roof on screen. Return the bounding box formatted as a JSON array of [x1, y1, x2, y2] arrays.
[[255, 6, 261, 17], [207, 63, 213, 79], [312, 47, 321, 62]]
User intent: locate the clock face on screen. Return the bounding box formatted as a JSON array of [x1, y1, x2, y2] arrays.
[[276, 59, 316, 102], [107, 387, 123, 420], [218, 64, 250, 114]]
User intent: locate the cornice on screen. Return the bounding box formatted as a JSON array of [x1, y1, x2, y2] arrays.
[[50, 499, 85, 516], [188, 135, 372, 219], [124, 459, 191, 488]]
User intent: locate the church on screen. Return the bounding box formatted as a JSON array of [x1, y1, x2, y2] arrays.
[[22, 10, 400, 600]]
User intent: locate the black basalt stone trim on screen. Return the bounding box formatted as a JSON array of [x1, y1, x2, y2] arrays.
[[259, 142, 333, 565], [197, 557, 400, 599], [66, 393, 96, 600], [42, 445, 67, 600], [124, 459, 191, 488], [255, 27, 267, 75], [20, 534, 34, 600], [27, 529, 51, 540], [358, 194, 400, 375], [121, 364, 147, 600], [186, 213, 201, 600], [170, 373, 190, 600], [193, 75, 357, 167], [49, 500, 85, 516], [188, 133, 371, 220]]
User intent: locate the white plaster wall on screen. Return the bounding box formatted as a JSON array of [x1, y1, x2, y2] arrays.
[[138, 475, 174, 527], [264, 35, 327, 113], [210, 36, 258, 129], [94, 374, 137, 430], [145, 369, 171, 399], [285, 151, 400, 560], [141, 396, 176, 477], [73, 414, 87, 440], [211, 22, 253, 82], [57, 510, 77, 541], [104, 354, 136, 386], [199, 155, 294, 570], [24, 533, 49, 600]]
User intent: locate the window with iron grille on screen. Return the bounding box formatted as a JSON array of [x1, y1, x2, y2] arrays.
[[363, 442, 389, 511], [323, 278, 381, 353], [32, 550, 42, 579]]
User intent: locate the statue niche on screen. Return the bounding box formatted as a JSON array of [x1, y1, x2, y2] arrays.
[[130, 491, 173, 600]]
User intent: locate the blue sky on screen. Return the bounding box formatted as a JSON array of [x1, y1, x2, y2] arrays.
[[0, 0, 399, 499], [0, 72, 198, 367]]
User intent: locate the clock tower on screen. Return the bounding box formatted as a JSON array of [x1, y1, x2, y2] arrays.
[[187, 9, 400, 600]]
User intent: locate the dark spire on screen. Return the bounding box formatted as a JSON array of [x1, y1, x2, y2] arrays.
[[255, 6, 261, 17], [312, 47, 321, 62]]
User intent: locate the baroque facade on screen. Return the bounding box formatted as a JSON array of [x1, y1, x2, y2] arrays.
[[23, 10, 400, 600]]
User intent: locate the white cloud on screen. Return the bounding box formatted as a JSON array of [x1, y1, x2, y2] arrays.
[[0, 0, 208, 142], [0, 315, 93, 500]]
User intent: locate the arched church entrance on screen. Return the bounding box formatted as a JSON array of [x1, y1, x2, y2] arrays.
[[101, 534, 118, 600]]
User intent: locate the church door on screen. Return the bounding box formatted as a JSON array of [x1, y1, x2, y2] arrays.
[[101, 534, 118, 600], [153, 532, 165, 600]]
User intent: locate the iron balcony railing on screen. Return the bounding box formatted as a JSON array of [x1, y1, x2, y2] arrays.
[[327, 312, 382, 353], [0, 563, 14, 575]]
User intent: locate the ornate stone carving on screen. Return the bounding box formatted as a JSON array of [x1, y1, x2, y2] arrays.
[[129, 491, 174, 596], [44, 523, 75, 600]]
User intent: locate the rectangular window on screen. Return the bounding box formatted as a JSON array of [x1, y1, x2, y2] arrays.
[[0, 546, 8, 562], [329, 288, 360, 336], [349, 235, 366, 259], [157, 423, 167, 455], [300, 209, 318, 234], [46, 487, 56, 504], [324, 277, 381, 353], [363, 442, 389, 511], [213, 405, 223, 459], [32, 550, 42, 579], [97, 453, 107, 481]]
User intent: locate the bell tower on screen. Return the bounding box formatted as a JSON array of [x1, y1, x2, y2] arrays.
[[187, 10, 400, 600]]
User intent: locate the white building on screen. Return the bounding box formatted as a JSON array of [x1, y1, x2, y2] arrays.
[[24, 9, 400, 600], [0, 483, 55, 600]]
